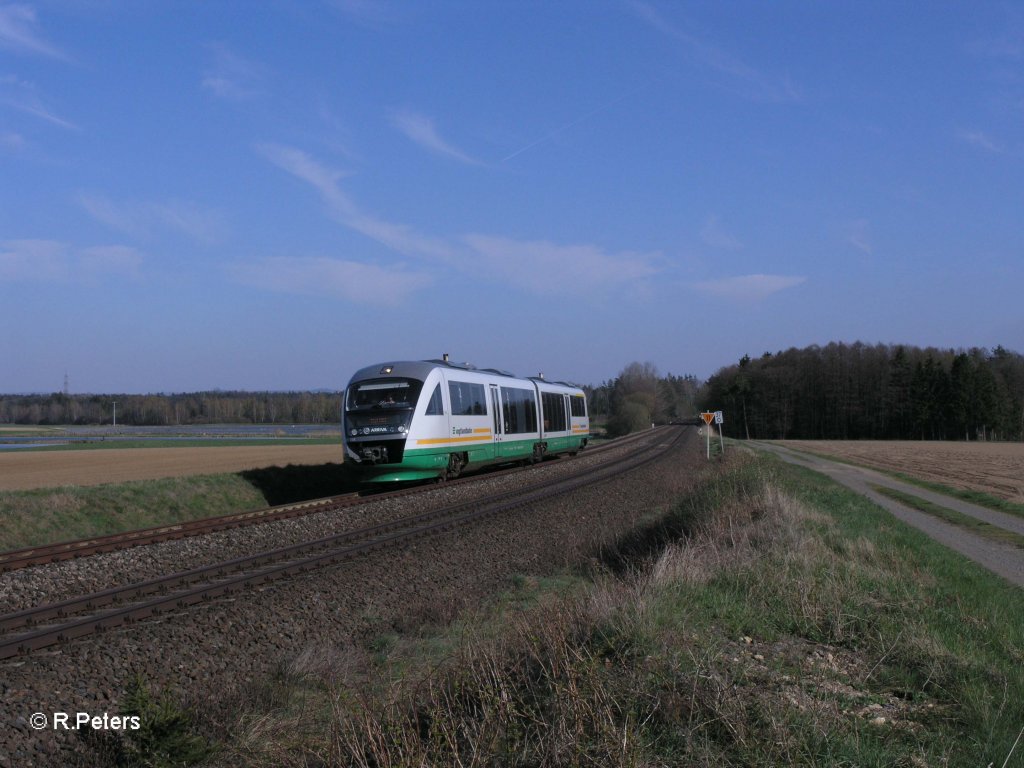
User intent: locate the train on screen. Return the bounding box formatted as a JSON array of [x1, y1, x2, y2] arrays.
[[342, 357, 589, 482]]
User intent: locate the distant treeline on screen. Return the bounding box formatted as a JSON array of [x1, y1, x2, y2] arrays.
[[586, 363, 701, 436], [0, 391, 341, 426], [700, 343, 1024, 441]]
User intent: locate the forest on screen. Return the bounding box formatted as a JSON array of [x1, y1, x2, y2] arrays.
[[4, 342, 1023, 442], [0, 391, 341, 427], [698, 342, 1024, 441]]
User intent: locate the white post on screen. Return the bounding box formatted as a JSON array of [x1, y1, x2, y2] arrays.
[[112, 401, 117, 427]]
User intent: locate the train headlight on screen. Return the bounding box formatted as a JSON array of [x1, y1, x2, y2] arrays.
[[349, 428, 357, 437], [398, 425, 406, 433]]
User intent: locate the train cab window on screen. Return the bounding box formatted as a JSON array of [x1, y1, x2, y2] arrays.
[[449, 381, 486, 416], [425, 384, 444, 415]]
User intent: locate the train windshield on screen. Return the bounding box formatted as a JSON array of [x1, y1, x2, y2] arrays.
[[345, 378, 423, 411]]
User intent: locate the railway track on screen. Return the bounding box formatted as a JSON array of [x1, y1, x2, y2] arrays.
[[0, 430, 652, 575], [0, 427, 684, 661]]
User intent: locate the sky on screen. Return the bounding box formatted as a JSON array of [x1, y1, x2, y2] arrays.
[[2, 1, 1022, 394]]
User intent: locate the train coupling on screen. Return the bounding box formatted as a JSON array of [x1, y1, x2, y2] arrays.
[[359, 445, 389, 464]]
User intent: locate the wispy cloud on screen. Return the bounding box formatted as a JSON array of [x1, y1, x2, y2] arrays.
[[958, 129, 1005, 154], [1, 239, 142, 281], [256, 142, 455, 260], [629, 1, 799, 103], [328, 0, 402, 29], [502, 94, 629, 162], [463, 234, 658, 295], [258, 143, 664, 298], [78, 194, 227, 244], [693, 273, 805, 301], [700, 215, 742, 250], [0, 130, 25, 150], [0, 4, 66, 59], [392, 109, 480, 165], [229, 255, 431, 305], [201, 44, 264, 100], [847, 219, 873, 255], [1, 74, 78, 129]]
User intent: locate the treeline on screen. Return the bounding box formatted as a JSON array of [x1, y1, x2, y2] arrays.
[[700, 342, 1024, 441], [0, 391, 341, 426], [586, 362, 700, 437]]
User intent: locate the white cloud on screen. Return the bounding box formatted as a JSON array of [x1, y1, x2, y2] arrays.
[[0, 130, 25, 150], [700, 215, 742, 250], [463, 234, 658, 295], [229, 256, 431, 305], [78, 194, 227, 244], [392, 109, 480, 165], [629, 1, 800, 103], [80, 245, 143, 277], [256, 142, 455, 260], [201, 44, 264, 100], [0, 4, 66, 59], [958, 129, 1005, 154], [1, 74, 77, 129], [847, 219, 873, 255], [1, 239, 142, 281], [693, 273, 805, 301]]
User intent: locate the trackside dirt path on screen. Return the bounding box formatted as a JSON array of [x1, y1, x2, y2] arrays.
[[752, 442, 1024, 588], [775, 440, 1024, 503], [0, 445, 342, 491]]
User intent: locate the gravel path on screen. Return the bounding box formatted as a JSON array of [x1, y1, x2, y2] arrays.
[[752, 442, 1024, 587], [1, 428, 704, 766]]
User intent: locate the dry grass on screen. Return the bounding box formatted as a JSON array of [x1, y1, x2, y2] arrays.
[[205, 456, 1024, 767], [776, 439, 1024, 503], [0, 444, 342, 491]]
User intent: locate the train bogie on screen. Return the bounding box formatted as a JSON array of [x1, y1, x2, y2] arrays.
[[342, 359, 589, 482]]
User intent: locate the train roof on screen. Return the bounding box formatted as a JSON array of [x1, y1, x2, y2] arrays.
[[346, 360, 584, 392]]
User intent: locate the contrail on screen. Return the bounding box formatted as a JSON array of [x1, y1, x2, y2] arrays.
[[501, 93, 631, 162]]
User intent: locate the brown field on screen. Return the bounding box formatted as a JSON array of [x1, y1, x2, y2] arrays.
[[774, 440, 1024, 503], [0, 445, 343, 491]]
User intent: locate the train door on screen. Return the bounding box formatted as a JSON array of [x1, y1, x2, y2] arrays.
[[489, 384, 503, 458]]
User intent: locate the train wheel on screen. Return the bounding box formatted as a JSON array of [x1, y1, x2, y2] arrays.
[[445, 452, 464, 480]]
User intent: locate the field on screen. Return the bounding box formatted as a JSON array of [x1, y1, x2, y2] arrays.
[[0, 444, 342, 491], [775, 440, 1024, 503]]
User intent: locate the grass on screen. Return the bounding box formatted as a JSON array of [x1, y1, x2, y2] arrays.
[[774, 442, 1024, 520], [9, 437, 337, 451], [0, 462, 356, 551], [0, 474, 269, 551], [871, 484, 1024, 549], [203, 451, 1024, 768]]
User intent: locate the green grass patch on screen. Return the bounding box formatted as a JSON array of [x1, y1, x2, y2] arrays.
[[0, 474, 270, 551], [882, 471, 1024, 521], [16, 437, 337, 451], [774, 442, 1024, 521], [871, 484, 1024, 549], [213, 452, 1024, 767]]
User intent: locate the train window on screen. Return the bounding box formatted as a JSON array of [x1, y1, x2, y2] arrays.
[[449, 381, 486, 416], [346, 379, 422, 411], [541, 392, 567, 432], [570, 395, 587, 417], [501, 387, 538, 434], [425, 384, 444, 415]]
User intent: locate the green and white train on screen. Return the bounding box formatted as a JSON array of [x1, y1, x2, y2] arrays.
[[342, 358, 589, 482]]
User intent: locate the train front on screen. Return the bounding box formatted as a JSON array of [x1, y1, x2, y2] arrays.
[[342, 362, 434, 482]]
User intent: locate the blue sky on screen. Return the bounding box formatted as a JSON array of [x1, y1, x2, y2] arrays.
[[2, 1, 1022, 394]]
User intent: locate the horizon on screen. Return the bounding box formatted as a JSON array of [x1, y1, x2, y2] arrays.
[[3, 2, 1022, 393]]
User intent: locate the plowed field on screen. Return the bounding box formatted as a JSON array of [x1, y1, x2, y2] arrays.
[[775, 440, 1024, 503], [0, 445, 342, 491]]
